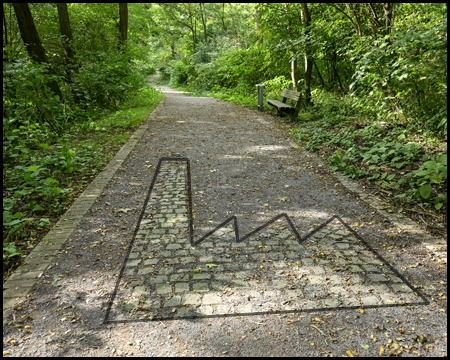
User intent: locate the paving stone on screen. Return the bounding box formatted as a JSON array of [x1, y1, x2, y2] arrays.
[[350, 265, 364, 272], [132, 286, 148, 297], [320, 298, 340, 308], [137, 267, 154, 275], [192, 273, 211, 280], [272, 280, 288, 288], [143, 258, 159, 265], [164, 296, 182, 307], [175, 283, 190, 293], [183, 293, 202, 305], [391, 284, 413, 293], [193, 283, 209, 292], [367, 273, 389, 282], [360, 295, 380, 306], [156, 284, 172, 294], [202, 293, 222, 305], [166, 243, 182, 250], [127, 260, 141, 267], [310, 266, 326, 274], [123, 299, 140, 312], [197, 305, 214, 316], [199, 256, 214, 263], [179, 257, 196, 264]]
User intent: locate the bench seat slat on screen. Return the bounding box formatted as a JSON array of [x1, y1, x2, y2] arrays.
[[267, 99, 293, 109]]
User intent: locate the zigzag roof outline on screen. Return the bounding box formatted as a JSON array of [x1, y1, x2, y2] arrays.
[[142, 157, 427, 303], [103, 157, 428, 323]]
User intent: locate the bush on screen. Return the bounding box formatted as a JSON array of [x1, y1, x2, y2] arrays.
[[73, 48, 143, 111]]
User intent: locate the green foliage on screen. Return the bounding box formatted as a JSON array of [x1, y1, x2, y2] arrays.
[[408, 154, 447, 209], [74, 48, 145, 111], [3, 58, 68, 135]]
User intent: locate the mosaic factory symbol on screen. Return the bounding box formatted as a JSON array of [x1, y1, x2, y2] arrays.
[[104, 158, 428, 323]]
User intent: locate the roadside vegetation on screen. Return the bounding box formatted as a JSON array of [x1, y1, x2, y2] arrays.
[[3, 4, 163, 276]]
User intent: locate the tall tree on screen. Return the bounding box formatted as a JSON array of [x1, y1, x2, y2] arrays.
[[13, 3, 62, 99], [56, 4, 75, 64], [301, 3, 313, 106], [199, 3, 207, 43], [119, 3, 128, 46]]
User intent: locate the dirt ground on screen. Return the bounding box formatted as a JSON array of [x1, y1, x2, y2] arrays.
[[3, 84, 447, 357]]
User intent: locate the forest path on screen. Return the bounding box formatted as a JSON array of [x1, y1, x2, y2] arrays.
[[3, 81, 446, 357]]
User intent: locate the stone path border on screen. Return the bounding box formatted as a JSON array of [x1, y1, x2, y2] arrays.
[[2, 106, 163, 324], [104, 158, 428, 323]]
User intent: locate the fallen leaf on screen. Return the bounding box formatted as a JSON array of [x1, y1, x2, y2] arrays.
[[360, 344, 369, 350], [346, 350, 354, 357], [118, 208, 133, 213], [205, 263, 217, 268], [380, 346, 385, 355]]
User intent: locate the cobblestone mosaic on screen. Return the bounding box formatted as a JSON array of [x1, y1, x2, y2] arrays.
[[104, 158, 427, 323]]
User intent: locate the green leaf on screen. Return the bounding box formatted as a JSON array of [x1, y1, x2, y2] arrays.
[[39, 143, 51, 150], [435, 202, 443, 210], [424, 161, 437, 169], [53, 274, 61, 281], [419, 184, 432, 199], [360, 344, 369, 350], [31, 204, 45, 211], [3, 199, 14, 211], [205, 263, 217, 268], [386, 174, 395, 181], [27, 165, 40, 172], [430, 175, 442, 184]]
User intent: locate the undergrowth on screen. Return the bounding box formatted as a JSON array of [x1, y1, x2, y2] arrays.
[[3, 85, 164, 271], [290, 90, 447, 235]]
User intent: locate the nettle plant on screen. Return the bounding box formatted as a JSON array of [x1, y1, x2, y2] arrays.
[[408, 154, 447, 210]]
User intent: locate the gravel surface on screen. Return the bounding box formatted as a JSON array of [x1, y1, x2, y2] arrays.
[[3, 84, 447, 357]]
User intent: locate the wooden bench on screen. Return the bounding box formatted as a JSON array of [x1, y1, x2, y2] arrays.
[[267, 89, 302, 121]]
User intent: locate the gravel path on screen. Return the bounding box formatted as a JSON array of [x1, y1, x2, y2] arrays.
[[3, 83, 447, 357]]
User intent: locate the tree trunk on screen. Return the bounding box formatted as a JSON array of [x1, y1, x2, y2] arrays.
[[13, 3, 62, 99], [57, 4, 74, 63], [3, 4, 7, 48], [199, 3, 207, 44], [57, 3, 80, 104], [313, 61, 326, 88], [119, 3, 128, 46], [291, 53, 299, 91], [3, 4, 9, 62], [221, 3, 227, 35], [301, 3, 313, 106], [382, 3, 393, 35]]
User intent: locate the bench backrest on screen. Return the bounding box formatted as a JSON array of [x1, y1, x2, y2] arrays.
[[281, 89, 301, 102]]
